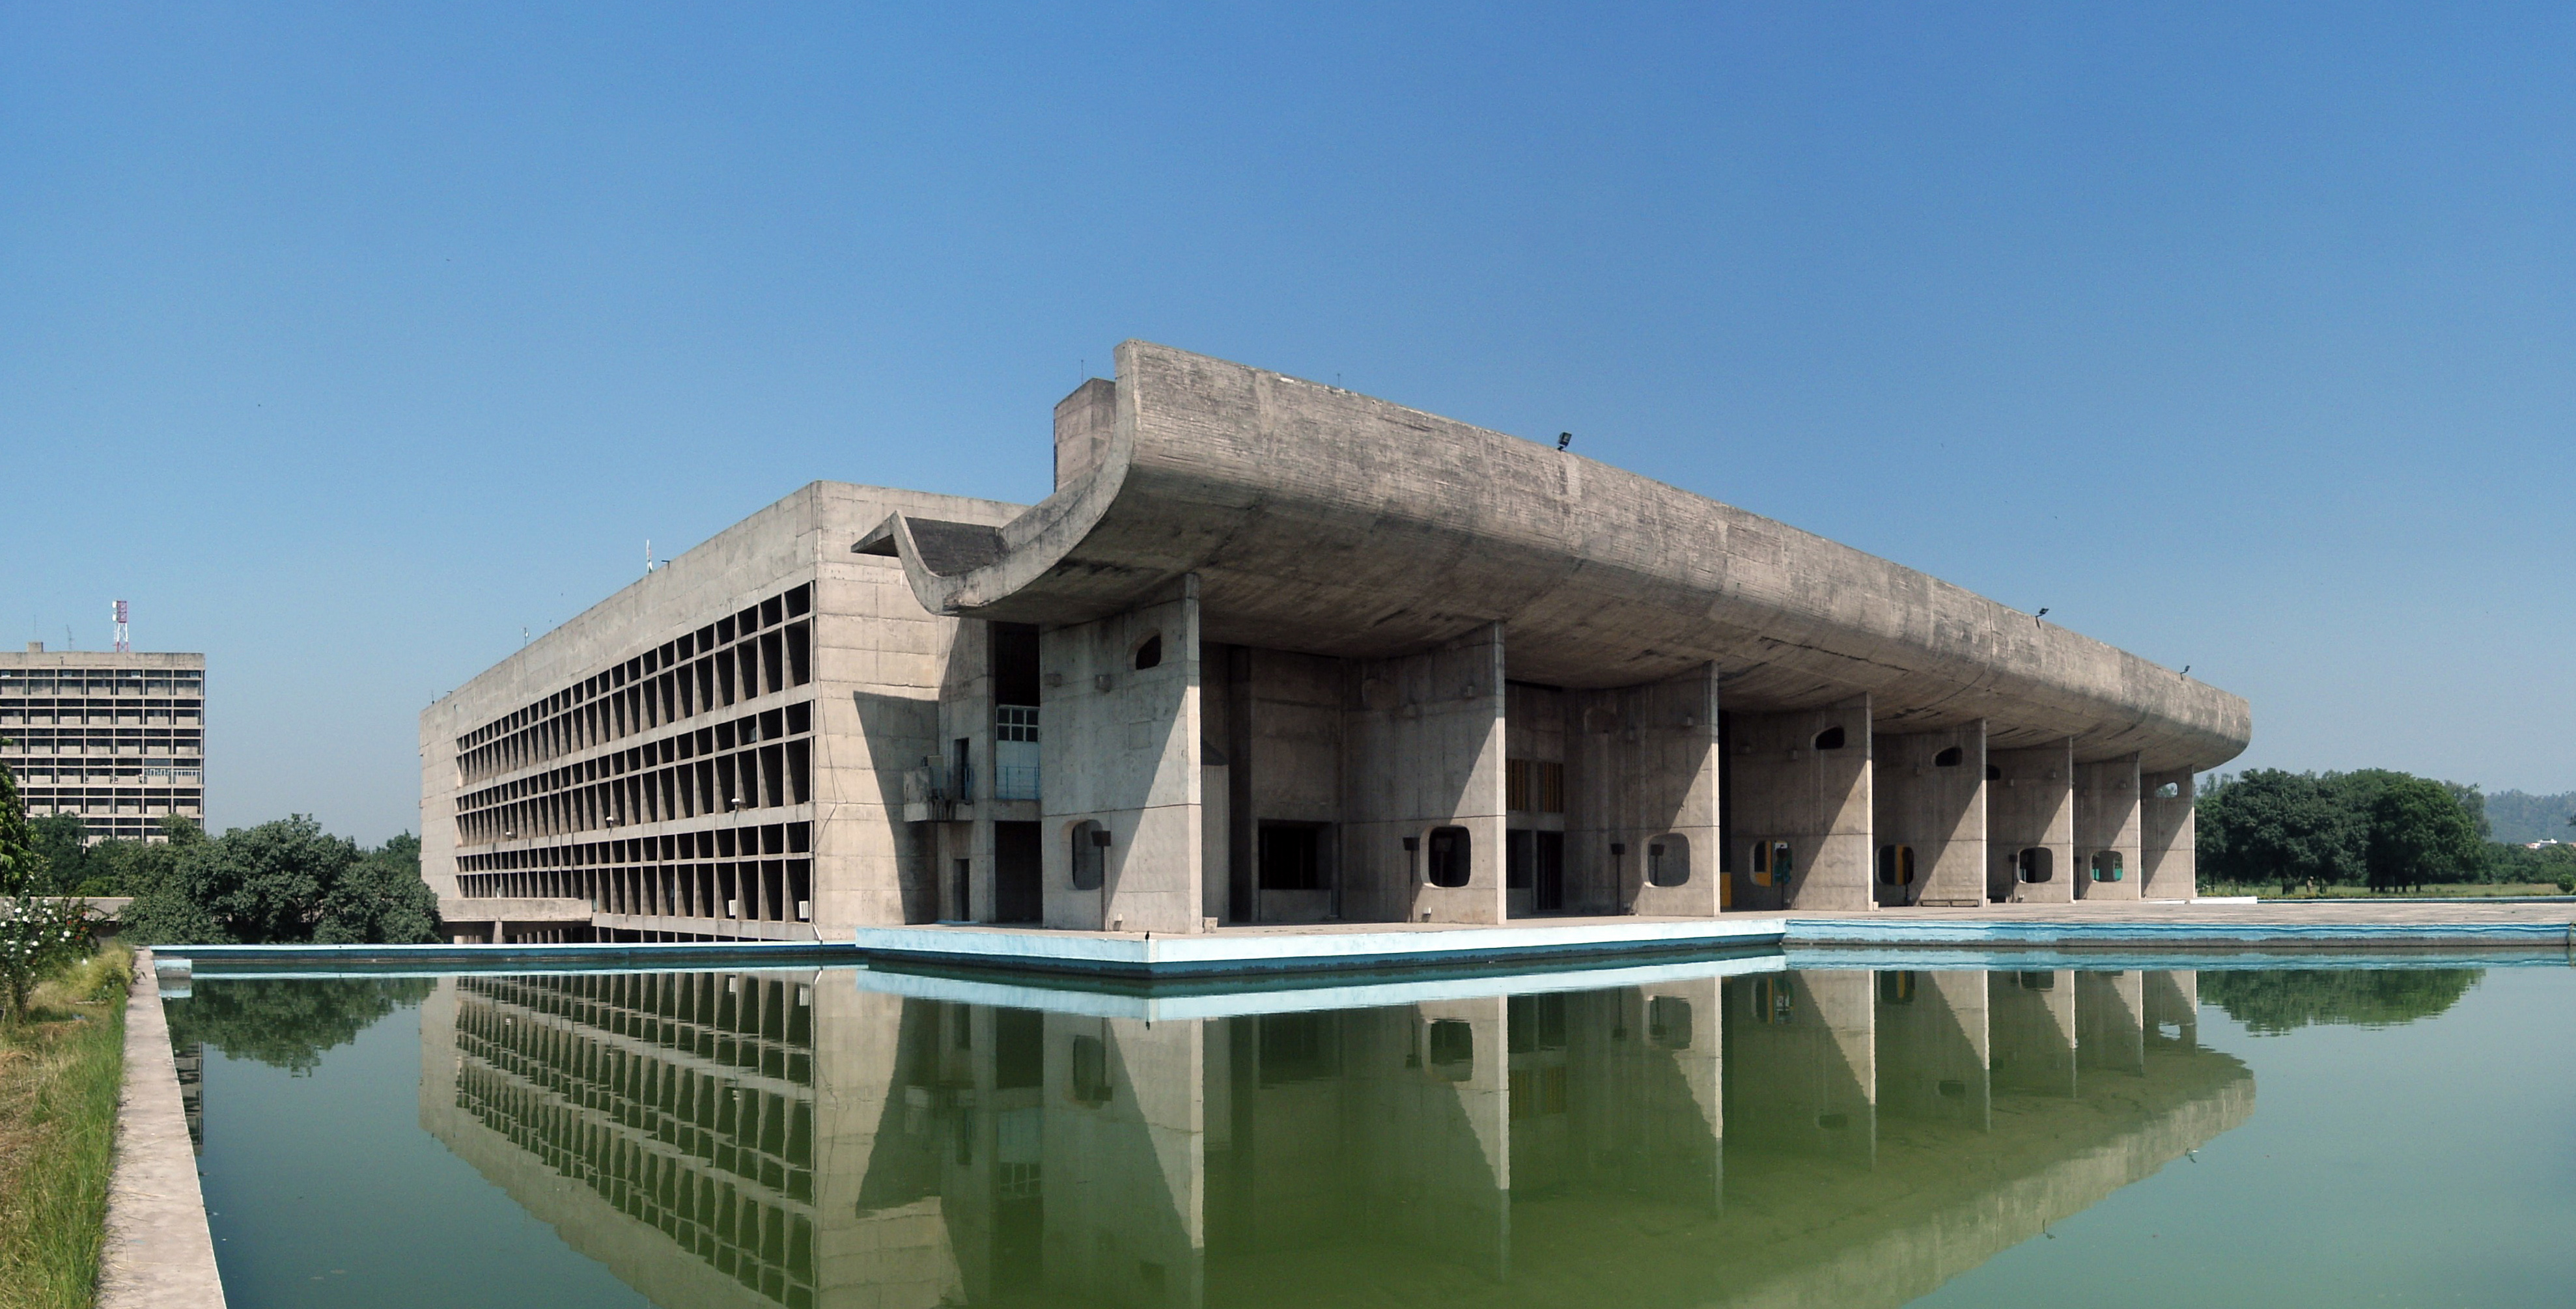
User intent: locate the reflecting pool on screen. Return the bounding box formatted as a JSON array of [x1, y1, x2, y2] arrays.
[[167, 959, 2576, 1308]]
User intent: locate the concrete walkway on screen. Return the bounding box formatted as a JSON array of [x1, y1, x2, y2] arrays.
[[100, 948, 227, 1309]]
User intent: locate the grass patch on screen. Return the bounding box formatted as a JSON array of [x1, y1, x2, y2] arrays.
[[0, 947, 132, 1309], [2198, 882, 2573, 900]]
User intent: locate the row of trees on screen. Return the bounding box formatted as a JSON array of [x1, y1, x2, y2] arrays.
[[2, 760, 440, 957], [2198, 768, 2576, 894]]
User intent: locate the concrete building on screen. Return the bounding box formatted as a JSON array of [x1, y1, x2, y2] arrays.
[[1, 644, 206, 842], [413, 963, 2248, 1309], [421, 342, 2250, 942]]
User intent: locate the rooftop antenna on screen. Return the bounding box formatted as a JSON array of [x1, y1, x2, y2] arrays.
[[112, 599, 130, 654], [645, 539, 654, 574]]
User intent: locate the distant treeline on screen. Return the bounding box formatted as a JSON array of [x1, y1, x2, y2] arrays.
[[25, 810, 438, 946], [2198, 769, 2576, 894], [2481, 790, 2576, 845]]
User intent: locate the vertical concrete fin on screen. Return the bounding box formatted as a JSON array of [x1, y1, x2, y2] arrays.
[[1341, 623, 1508, 924], [1727, 695, 1873, 911], [2139, 768, 2198, 898], [1565, 663, 1724, 916], [1039, 576, 1204, 931]]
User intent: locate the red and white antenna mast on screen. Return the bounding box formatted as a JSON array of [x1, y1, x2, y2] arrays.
[[111, 599, 130, 654]]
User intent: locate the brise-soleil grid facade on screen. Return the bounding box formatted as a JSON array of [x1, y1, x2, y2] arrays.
[[446, 583, 821, 929], [0, 647, 205, 842]]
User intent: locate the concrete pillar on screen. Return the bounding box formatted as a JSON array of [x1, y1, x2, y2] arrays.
[[1340, 624, 1507, 924], [1039, 577, 1205, 932], [2073, 756, 2144, 900], [1359, 999, 1511, 1276], [1988, 969, 2076, 1097], [1563, 663, 1724, 916], [1986, 740, 2075, 905], [2142, 970, 2200, 1050], [1869, 723, 1987, 908], [1043, 1013, 1207, 1309], [1631, 979, 1724, 1211], [1724, 969, 1874, 1164], [1726, 696, 1873, 911], [1875, 969, 1990, 1130], [2139, 769, 2197, 900], [2076, 971, 2146, 1076]]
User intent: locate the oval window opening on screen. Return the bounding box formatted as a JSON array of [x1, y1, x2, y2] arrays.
[[1934, 746, 1964, 767], [1425, 825, 1472, 887], [2017, 846, 2053, 883], [1987, 764, 2003, 781], [1070, 820, 1107, 890], [1813, 726, 1846, 751], [1646, 834, 1690, 887], [1133, 634, 1162, 670]]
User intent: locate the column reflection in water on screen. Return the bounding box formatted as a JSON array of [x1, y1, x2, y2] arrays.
[[419, 965, 2249, 1309]]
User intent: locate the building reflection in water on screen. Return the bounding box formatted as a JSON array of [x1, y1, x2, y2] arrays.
[[418, 962, 2248, 1309]]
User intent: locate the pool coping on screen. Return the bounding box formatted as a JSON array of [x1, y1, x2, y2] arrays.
[[100, 947, 228, 1309], [143, 909, 2576, 981]]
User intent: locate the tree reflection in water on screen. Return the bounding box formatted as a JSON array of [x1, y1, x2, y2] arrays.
[[168, 976, 433, 1075]]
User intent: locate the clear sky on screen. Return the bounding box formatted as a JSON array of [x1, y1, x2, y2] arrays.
[[7, 3, 2573, 844]]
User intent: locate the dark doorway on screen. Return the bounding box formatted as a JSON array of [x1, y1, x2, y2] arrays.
[[992, 623, 1041, 705], [1534, 830, 1565, 913], [994, 821, 1042, 922], [1257, 823, 1324, 890]]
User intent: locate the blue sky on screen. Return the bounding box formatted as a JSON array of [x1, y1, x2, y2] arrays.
[[7, 3, 2573, 842]]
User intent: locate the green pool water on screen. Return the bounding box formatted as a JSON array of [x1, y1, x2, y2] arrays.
[[165, 959, 2576, 1308]]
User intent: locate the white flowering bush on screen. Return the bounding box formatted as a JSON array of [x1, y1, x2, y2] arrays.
[[0, 893, 101, 1022]]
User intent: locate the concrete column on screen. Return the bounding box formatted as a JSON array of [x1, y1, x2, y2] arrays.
[[1043, 1013, 1206, 1308], [1355, 999, 1511, 1276], [1869, 723, 1987, 907], [1726, 696, 1873, 911], [1563, 663, 1724, 916], [2139, 769, 2197, 900], [2142, 970, 2200, 1050], [2073, 755, 2144, 900], [1988, 969, 2076, 1097], [1339, 624, 1507, 924], [1875, 969, 1991, 1130], [1986, 740, 2075, 905], [2076, 971, 2146, 1076], [1631, 979, 1724, 1211], [1724, 970, 1874, 1164], [1039, 577, 1205, 932]]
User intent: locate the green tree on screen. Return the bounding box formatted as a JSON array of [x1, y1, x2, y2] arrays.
[[2364, 777, 2487, 893], [27, 813, 89, 893], [316, 833, 438, 944], [2201, 968, 2480, 1034], [0, 760, 100, 1021], [167, 976, 434, 1074], [124, 817, 439, 946], [2199, 770, 2355, 894]]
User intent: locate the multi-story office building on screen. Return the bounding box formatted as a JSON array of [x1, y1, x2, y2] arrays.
[[423, 342, 2248, 943], [0, 644, 207, 841]]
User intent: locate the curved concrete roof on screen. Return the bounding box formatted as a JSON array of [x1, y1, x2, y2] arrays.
[[871, 341, 2249, 773]]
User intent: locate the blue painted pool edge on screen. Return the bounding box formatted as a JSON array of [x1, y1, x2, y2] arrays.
[[148, 914, 2575, 975]]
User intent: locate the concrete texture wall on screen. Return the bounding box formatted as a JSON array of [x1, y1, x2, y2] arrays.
[[423, 481, 1022, 934], [1988, 969, 2077, 1097], [1339, 626, 1508, 924], [1875, 970, 1990, 1130], [1985, 741, 2076, 905], [1727, 698, 1874, 912], [1231, 647, 1347, 924], [2073, 756, 2144, 902], [2139, 769, 2197, 900], [1039, 581, 1205, 932], [1725, 970, 1875, 1165], [886, 341, 2248, 777], [1870, 724, 1987, 909], [1564, 665, 1724, 916], [2077, 971, 2147, 1076]]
